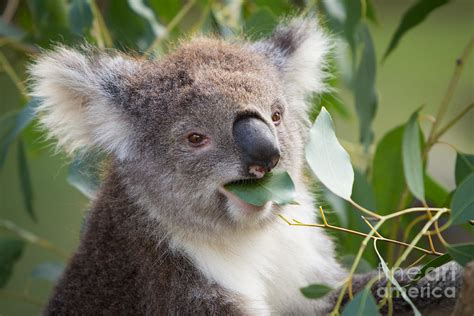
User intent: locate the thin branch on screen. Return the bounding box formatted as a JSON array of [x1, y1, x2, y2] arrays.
[[362, 216, 383, 238], [427, 36, 474, 147], [433, 101, 474, 139], [278, 214, 443, 256], [1, 0, 20, 22], [0, 50, 28, 97], [0, 219, 68, 260], [146, 0, 198, 54], [348, 199, 382, 219], [0, 290, 43, 307]]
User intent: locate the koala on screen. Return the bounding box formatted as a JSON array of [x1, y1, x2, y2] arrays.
[[30, 18, 463, 315]]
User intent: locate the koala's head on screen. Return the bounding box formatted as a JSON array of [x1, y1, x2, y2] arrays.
[[30, 19, 330, 237]]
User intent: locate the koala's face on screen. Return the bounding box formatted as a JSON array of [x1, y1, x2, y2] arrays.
[[31, 19, 330, 235]]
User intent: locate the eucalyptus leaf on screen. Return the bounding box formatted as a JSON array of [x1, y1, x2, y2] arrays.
[[374, 240, 421, 316], [402, 110, 425, 203], [446, 243, 474, 267], [372, 126, 406, 213], [128, 0, 166, 37], [449, 173, 474, 226], [0, 239, 25, 288], [0, 19, 25, 40], [305, 107, 354, 201], [424, 174, 449, 207], [455, 152, 474, 186], [341, 285, 380, 316], [383, 0, 450, 61], [244, 7, 278, 39], [300, 283, 333, 299], [67, 151, 104, 199], [224, 170, 297, 206], [354, 25, 377, 149], [69, 0, 93, 35], [0, 98, 40, 168], [411, 254, 452, 282], [17, 141, 36, 221], [31, 262, 65, 283]]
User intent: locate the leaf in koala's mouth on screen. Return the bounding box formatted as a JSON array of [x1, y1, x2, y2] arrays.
[[224, 170, 298, 206]]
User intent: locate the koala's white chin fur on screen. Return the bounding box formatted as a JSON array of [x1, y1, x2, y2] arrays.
[[170, 188, 347, 315]]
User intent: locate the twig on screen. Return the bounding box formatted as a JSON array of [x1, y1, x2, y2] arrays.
[[146, 0, 198, 54], [1, 0, 20, 22], [0, 290, 43, 307], [426, 36, 474, 147], [433, 101, 474, 140], [0, 50, 28, 97], [89, 0, 113, 48], [0, 219, 68, 260]]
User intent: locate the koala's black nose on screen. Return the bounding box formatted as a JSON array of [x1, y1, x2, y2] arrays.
[[233, 116, 281, 174]]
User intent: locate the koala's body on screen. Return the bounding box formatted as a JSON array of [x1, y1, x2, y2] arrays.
[[31, 19, 347, 314], [30, 18, 464, 315]]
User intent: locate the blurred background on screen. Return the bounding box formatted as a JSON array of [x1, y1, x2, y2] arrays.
[[0, 0, 473, 314]]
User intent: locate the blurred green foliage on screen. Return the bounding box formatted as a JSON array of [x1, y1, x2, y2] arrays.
[[0, 0, 473, 314]]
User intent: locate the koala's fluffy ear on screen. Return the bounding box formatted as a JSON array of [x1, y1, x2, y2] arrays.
[[252, 18, 331, 98], [30, 46, 140, 160]]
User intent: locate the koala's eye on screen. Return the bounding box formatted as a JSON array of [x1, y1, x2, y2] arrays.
[[187, 133, 208, 146], [271, 111, 282, 126]]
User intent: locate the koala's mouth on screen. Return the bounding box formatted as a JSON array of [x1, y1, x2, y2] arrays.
[[218, 177, 271, 213], [224, 178, 261, 186]]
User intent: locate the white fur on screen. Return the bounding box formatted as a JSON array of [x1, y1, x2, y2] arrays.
[[281, 20, 332, 99], [172, 186, 347, 314], [29, 47, 138, 160]]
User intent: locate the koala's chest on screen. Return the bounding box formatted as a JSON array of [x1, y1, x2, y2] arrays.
[[178, 217, 345, 314]]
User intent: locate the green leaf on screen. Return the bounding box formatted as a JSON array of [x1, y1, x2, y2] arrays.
[[27, 0, 71, 45], [320, 0, 362, 65], [402, 110, 425, 203], [300, 283, 333, 299], [341, 285, 380, 316], [127, 0, 165, 37], [0, 239, 25, 288], [354, 25, 377, 149], [67, 151, 104, 199], [373, 240, 421, 316], [424, 174, 449, 207], [450, 173, 474, 226], [412, 253, 452, 282], [244, 7, 278, 39], [0, 18, 26, 40], [372, 126, 406, 213], [446, 243, 474, 267], [455, 152, 474, 186], [383, 0, 450, 61], [68, 0, 93, 35], [17, 141, 36, 221], [224, 170, 297, 207], [305, 107, 354, 201], [31, 262, 64, 283], [365, 0, 379, 25], [319, 92, 351, 120], [0, 98, 40, 168]]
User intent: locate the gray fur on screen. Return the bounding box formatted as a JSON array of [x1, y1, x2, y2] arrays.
[[30, 18, 463, 315]]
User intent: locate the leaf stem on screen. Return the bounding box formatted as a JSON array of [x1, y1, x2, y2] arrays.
[[348, 199, 382, 219]]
